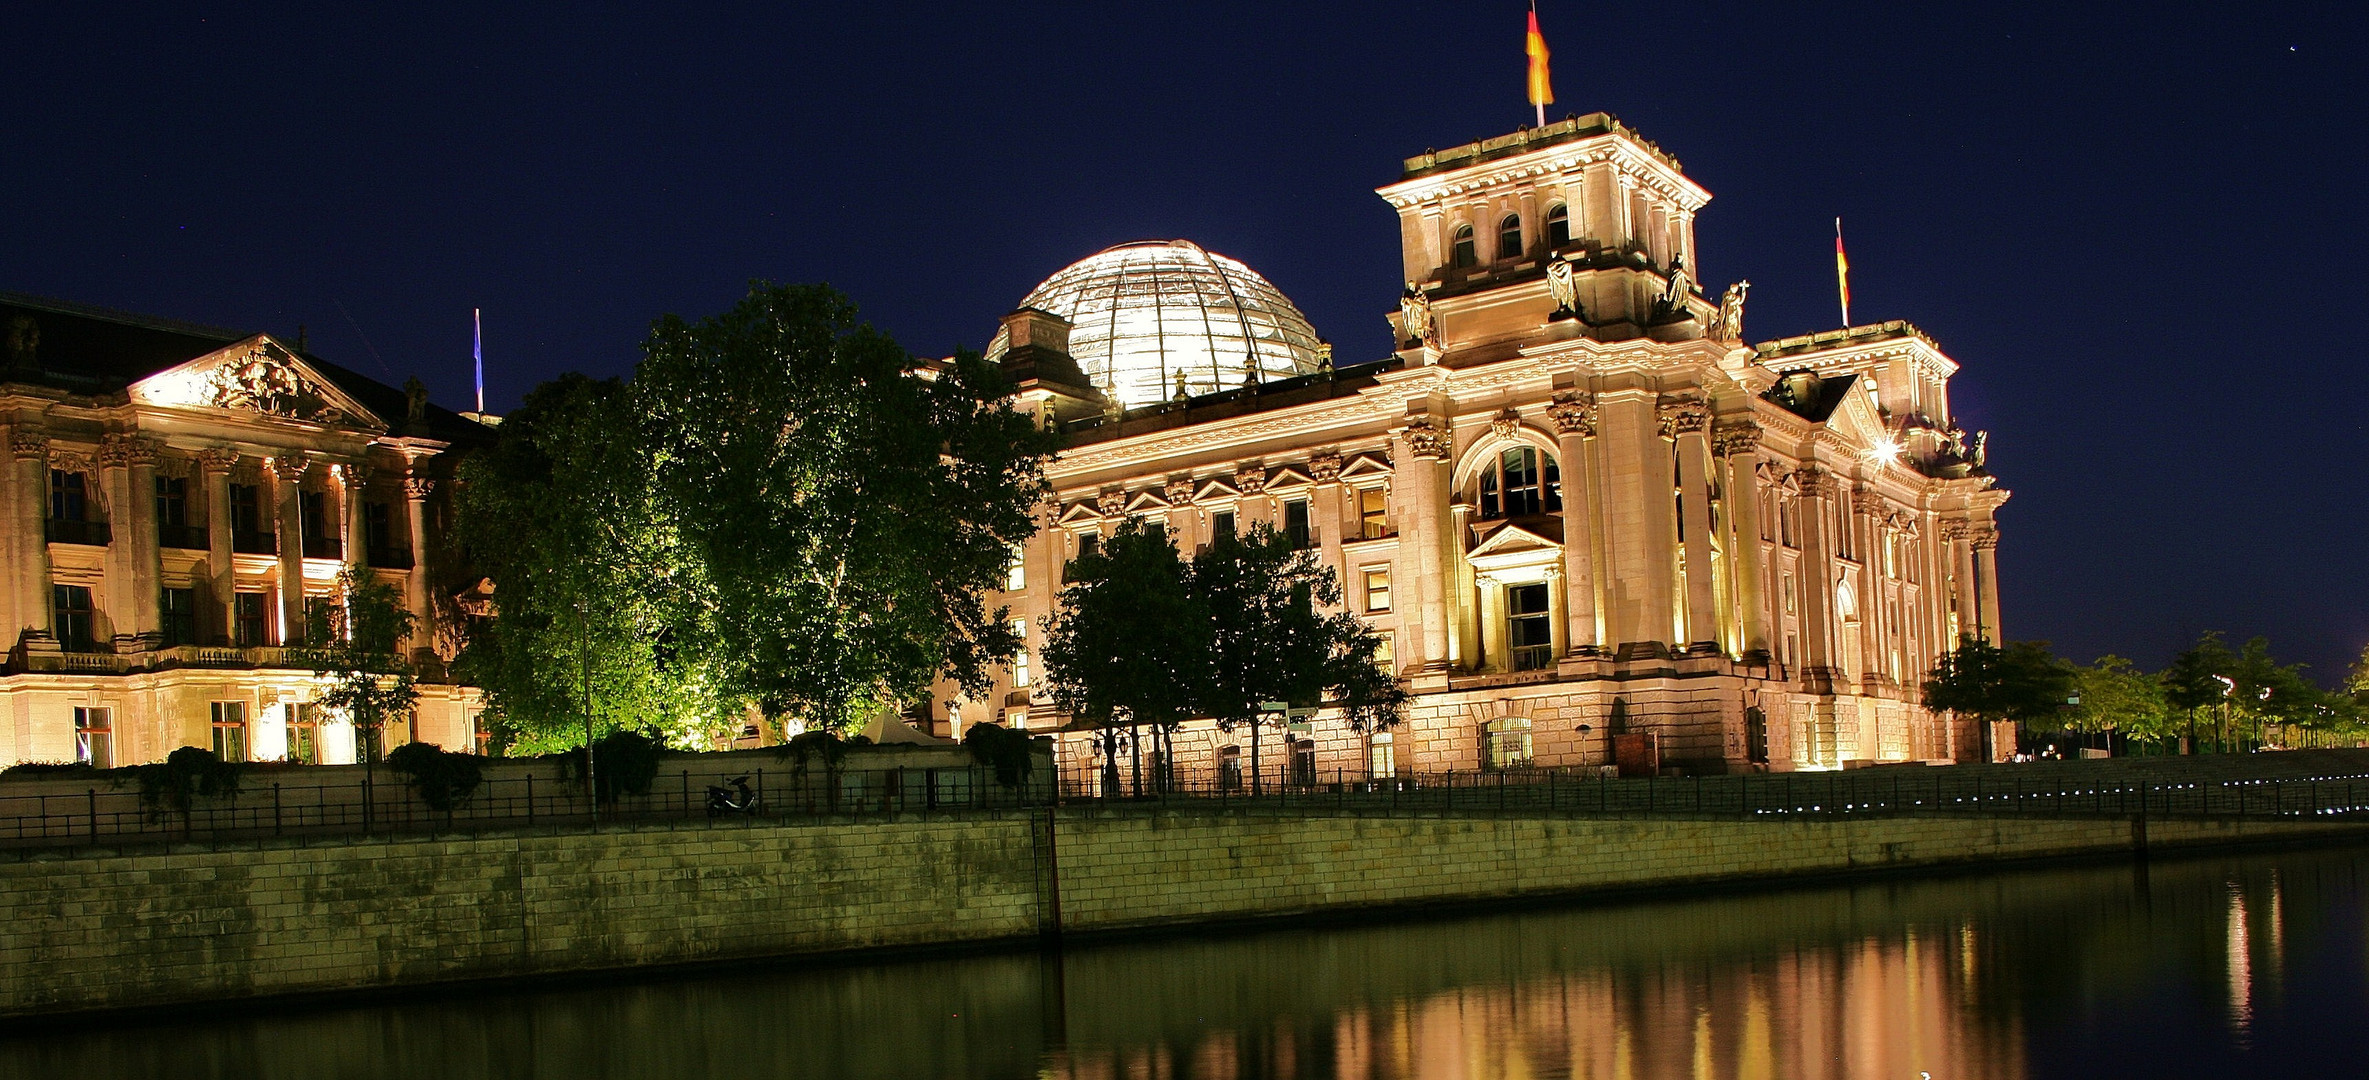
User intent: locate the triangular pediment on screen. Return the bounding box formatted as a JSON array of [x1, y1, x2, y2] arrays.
[[1265, 465, 1314, 490], [1124, 490, 1171, 514], [1828, 387, 1888, 446], [1339, 452, 1394, 479], [1057, 501, 1104, 525], [130, 335, 385, 429], [1194, 477, 1242, 502], [1467, 519, 1563, 561]]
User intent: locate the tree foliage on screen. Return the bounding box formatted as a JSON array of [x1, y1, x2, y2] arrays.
[[1040, 518, 1206, 750], [2065, 655, 2174, 741], [452, 374, 727, 753], [1922, 636, 2077, 730], [295, 568, 420, 760], [636, 283, 1056, 734]]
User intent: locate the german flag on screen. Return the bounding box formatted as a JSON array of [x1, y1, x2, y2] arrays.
[[1526, 8, 1553, 122]]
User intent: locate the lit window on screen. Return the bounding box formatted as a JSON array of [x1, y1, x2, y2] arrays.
[[1005, 707, 1029, 731], [1475, 446, 1562, 520], [1006, 543, 1027, 591], [289, 703, 322, 764], [74, 707, 112, 769], [1283, 500, 1311, 550], [211, 701, 248, 763], [1498, 214, 1523, 259], [1364, 567, 1392, 613], [1485, 717, 1533, 770], [1369, 731, 1396, 780], [1452, 225, 1477, 268], [1374, 632, 1394, 671], [1507, 584, 1553, 671], [1545, 203, 1571, 248], [1358, 487, 1388, 538], [1011, 617, 1030, 688]]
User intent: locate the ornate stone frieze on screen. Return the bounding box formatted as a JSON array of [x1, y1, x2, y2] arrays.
[[1163, 476, 1196, 505], [1711, 418, 1761, 456], [1968, 527, 2000, 550], [1546, 391, 1596, 437], [1656, 394, 1709, 438], [204, 344, 343, 423], [48, 447, 93, 474], [1309, 451, 1342, 483], [1233, 462, 1268, 495], [1399, 418, 1450, 460]]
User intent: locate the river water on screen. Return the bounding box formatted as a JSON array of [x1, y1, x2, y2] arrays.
[[5, 845, 2366, 1079]]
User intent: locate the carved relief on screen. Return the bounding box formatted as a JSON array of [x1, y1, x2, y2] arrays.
[[1233, 462, 1269, 495], [97, 433, 161, 468], [204, 344, 342, 423], [1711, 418, 1761, 457], [1164, 476, 1196, 505], [9, 429, 48, 461], [271, 453, 312, 483], [1309, 451, 1342, 484], [1096, 488, 1128, 517], [48, 448, 93, 474], [341, 463, 376, 491], [1399, 418, 1451, 460], [1656, 394, 1709, 438], [1969, 527, 2000, 550], [404, 475, 438, 499], [198, 446, 242, 473], [1488, 408, 1522, 440], [1546, 391, 1596, 437]]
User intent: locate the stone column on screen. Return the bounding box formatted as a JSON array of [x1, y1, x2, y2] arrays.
[[1311, 451, 1345, 607], [1596, 388, 1677, 650], [1394, 418, 1452, 674], [1794, 468, 1835, 672], [1973, 528, 2003, 644], [341, 463, 372, 576], [1162, 476, 1197, 551], [1547, 392, 1600, 655], [121, 436, 164, 650], [1715, 420, 1768, 657], [273, 453, 309, 644], [1234, 461, 1272, 531], [6, 429, 51, 643], [1945, 521, 1978, 646], [1665, 396, 1716, 650], [96, 436, 138, 649], [403, 474, 436, 653], [199, 448, 239, 644]]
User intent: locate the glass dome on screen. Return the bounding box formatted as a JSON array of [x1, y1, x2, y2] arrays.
[[987, 239, 1325, 409]]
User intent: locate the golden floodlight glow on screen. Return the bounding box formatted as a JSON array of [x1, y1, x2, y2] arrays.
[[1866, 437, 1904, 466]]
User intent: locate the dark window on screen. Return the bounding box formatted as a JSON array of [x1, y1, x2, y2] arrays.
[[1508, 583, 1554, 671], [1211, 510, 1236, 544], [155, 476, 188, 526], [1545, 203, 1571, 248], [160, 587, 197, 646], [1077, 532, 1100, 559], [1283, 500, 1311, 550], [48, 469, 86, 521], [1476, 446, 1562, 520], [230, 483, 273, 553], [1289, 739, 1317, 788], [364, 501, 392, 553], [52, 584, 95, 651], [235, 591, 270, 647], [300, 490, 327, 541], [1451, 225, 1477, 268], [1498, 214, 1523, 259]]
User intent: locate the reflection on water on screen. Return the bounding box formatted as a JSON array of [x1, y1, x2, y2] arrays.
[[4, 845, 2366, 1079]]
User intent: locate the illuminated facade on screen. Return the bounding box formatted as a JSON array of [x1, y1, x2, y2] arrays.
[[949, 114, 2009, 778], [0, 294, 484, 767]]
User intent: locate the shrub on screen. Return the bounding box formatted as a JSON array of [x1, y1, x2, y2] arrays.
[[962, 723, 1038, 787], [130, 747, 241, 822], [557, 729, 664, 804], [384, 743, 486, 813]]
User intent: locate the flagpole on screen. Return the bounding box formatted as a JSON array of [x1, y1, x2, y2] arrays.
[[472, 308, 484, 415]]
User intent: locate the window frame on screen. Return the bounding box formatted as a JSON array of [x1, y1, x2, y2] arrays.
[[1363, 567, 1392, 613], [48, 468, 87, 522], [74, 707, 113, 769], [1544, 202, 1572, 248], [210, 701, 248, 763], [1506, 582, 1555, 672], [52, 583, 96, 652], [1451, 224, 1477, 268], [1475, 445, 1562, 521]]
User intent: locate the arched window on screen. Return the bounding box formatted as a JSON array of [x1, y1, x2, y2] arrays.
[[1497, 214, 1523, 259], [1451, 225, 1477, 268], [1475, 445, 1562, 520], [1544, 202, 1571, 248]]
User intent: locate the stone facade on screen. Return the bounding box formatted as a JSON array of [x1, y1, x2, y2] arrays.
[[0, 294, 486, 767], [944, 114, 2011, 781]]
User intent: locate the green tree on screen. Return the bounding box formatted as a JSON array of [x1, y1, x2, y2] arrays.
[[2161, 631, 2240, 752], [1921, 636, 2077, 760], [2348, 644, 2369, 701], [2066, 655, 2174, 746], [451, 374, 725, 754], [1040, 517, 1207, 796], [636, 283, 1056, 735], [1189, 524, 1408, 793], [295, 569, 420, 804]]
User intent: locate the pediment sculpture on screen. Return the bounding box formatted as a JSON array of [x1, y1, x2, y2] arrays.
[[203, 344, 342, 423]]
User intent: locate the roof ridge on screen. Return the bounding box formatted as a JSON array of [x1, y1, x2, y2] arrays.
[[0, 291, 252, 342]]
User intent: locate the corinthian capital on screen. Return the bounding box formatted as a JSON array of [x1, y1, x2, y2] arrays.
[[1711, 418, 1761, 457], [1398, 418, 1450, 460], [198, 446, 242, 473], [1546, 391, 1596, 437], [271, 453, 312, 482], [404, 475, 438, 499], [9, 428, 48, 461], [1656, 394, 1709, 438]]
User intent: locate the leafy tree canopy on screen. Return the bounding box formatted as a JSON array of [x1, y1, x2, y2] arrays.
[[295, 568, 421, 757], [1041, 517, 1208, 734], [636, 283, 1056, 734], [1921, 636, 2077, 727], [2066, 655, 2174, 740]]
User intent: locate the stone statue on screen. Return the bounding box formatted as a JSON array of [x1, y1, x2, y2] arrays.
[[402, 376, 429, 422], [1967, 430, 1988, 470], [4, 315, 36, 370], [1398, 282, 1437, 348], [1711, 280, 1750, 342], [1658, 255, 1693, 313], [1546, 257, 1579, 318]]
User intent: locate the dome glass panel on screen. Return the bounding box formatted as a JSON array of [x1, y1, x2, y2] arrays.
[[987, 240, 1324, 408]]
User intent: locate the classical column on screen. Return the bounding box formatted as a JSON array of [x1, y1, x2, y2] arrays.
[[120, 436, 165, 649], [1596, 389, 1677, 650], [273, 453, 309, 644], [1311, 451, 1346, 607], [403, 473, 436, 652], [198, 448, 239, 644], [1944, 521, 1978, 645], [1715, 420, 1769, 658], [1234, 461, 1272, 531], [341, 463, 372, 576], [1794, 467, 1836, 673], [1547, 392, 1601, 655], [1162, 476, 1197, 550], [1394, 418, 1452, 674], [6, 428, 51, 643], [1665, 396, 1717, 650], [1973, 527, 2003, 643]]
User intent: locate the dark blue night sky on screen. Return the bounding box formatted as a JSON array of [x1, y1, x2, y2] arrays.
[[6, 2, 2364, 679]]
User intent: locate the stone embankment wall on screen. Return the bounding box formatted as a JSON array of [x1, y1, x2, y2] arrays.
[[2, 809, 2361, 1016]]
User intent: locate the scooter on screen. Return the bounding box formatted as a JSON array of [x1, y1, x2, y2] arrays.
[[706, 775, 759, 817]]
